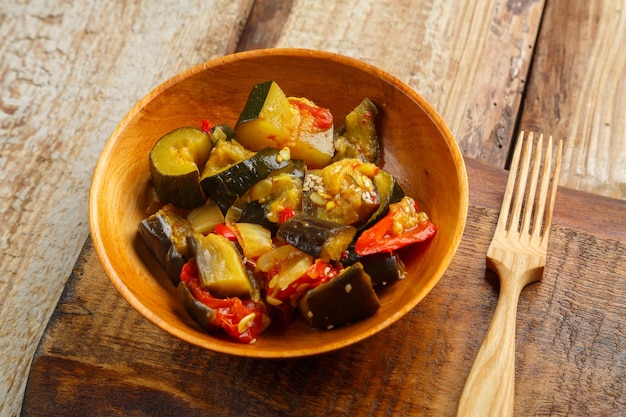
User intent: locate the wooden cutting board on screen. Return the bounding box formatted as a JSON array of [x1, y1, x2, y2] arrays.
[[21, 158, 626, 416]]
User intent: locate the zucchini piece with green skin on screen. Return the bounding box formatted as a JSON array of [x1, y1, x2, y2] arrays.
[[332, 98, 380, 164], [357, 169, 405, 232], [139, 207, 192, 286], [149, 127, 212, 209], [340, 249, 406, 286], [225, 160, 305, 229], [187, 233, 260, 300], [234, 80, 335, 168], [177, 281, 221, 332], [209, 124, 234, 143], [277, 214, 356, 262], [298, 263, 380, 329], [200, 147, 294, 213]]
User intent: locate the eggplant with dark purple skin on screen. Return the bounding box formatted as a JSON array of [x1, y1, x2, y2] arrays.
[[341, 248, 406, 286], [139, 208, 192, 286], [357, 168, 405, 232], [177, 281, 221, 332], [277, 214, 356, 262], [298, 262, 380, 329]]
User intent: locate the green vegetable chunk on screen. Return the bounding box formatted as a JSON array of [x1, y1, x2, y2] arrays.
[[149, 126, 212, 209], [298, 263, 380, 329], [332, 98, 380, 164]]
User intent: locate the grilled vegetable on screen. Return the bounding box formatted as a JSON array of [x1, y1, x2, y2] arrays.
[[234, 80, 334, 168], [200, 147, 294, 213], [225, 160, 305, 229], [298, 263, 380, 329], [149, 127, 212, 209], [341, 249, 406, 286], [277, 214, 356, 262], [232, 222, 273, 259], [256, 244, 315, 313], [139, 206, 192, 286], [179, 260, 271, 343], [355, 196, 437, 256], [186, 200, 225, 235], [358, 169, 405, 232], [302, 158, 380, 226], [209, 124, 234, 142], [178, 281, 221, 332], [187, 233, 259, 300], [332, 98, 380, 164]]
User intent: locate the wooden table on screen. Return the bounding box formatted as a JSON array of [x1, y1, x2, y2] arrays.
[[2, 1, 625, 416]]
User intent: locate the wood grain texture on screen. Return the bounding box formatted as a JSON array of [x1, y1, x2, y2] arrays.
[[0, 1, 254, 416], [21, 159, 626, 416], [520, 0, 626, 199]]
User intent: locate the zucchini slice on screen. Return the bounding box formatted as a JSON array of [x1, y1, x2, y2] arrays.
[[298, 263, 380, 329], [187, 233, 259, 300], [149, 127, 212, 209], [138, 207, 192, 286], [277, 214, 356, 262], [225, 160, 305, 229], [234, 80, 334, 168], [200, 147, 295, 213], [332, 98, 380, 164]]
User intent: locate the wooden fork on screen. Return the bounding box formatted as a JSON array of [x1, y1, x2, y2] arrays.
[[456, 131, 563, 417]]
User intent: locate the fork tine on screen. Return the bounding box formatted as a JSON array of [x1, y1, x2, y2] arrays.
[[508, 132, 533, 233], [530, 135, 551, 240], [521, 133, 544, 236], [496, 131, 526, 232], [539, 137, 563, 244]]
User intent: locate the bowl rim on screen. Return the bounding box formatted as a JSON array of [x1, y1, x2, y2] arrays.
[[89, 48, 469, 358]]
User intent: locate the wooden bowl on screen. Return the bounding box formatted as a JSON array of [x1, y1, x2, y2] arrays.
[[89, 49, 468, 358]]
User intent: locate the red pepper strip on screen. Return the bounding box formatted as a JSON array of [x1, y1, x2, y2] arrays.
[[263, 259, 340, 320], [201, 119, 213, 133], [278, 206, 295, 225], [180, 260, 268, 344], [355, 208, 437, 256], [213, 223, 238, 241]]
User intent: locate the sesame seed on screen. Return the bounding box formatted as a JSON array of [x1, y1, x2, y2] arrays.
[[345, 284, 352, 293], [307, 311, 314, 318]]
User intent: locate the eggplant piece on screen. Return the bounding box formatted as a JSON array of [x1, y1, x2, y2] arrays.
[[187, 233, 260, 300], [341, 248, 406, 286], [139, 208, 192, 286], [177, 282, 221, 332], [149, 126, 212, 209], [332, 98, 380, 164], [200, 147, 295, 213], [357, 169, 405, 232], [277, 214, 356, 262], [298, 263, 380, 329]]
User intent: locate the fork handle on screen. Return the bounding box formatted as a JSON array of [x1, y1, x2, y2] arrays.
[[456, 276, 524, 417]]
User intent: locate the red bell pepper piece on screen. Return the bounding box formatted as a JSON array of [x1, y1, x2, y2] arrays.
[[355, 197, 436, 256], [213, 223, 238, 241], [179, 260, 269, 344]]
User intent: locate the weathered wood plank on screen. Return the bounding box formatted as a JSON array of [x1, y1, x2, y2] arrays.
[[520, 0, 626, 200], [21, 159, 626, 416], [0, 2, 254, 416]]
